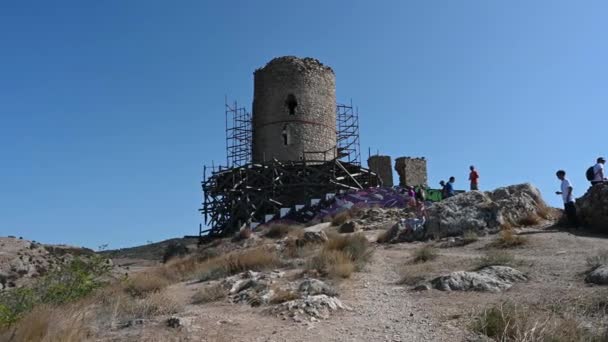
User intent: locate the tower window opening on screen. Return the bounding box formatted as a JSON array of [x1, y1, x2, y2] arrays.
[[286, 94, 297, 115], [282, 125, 289, 146]]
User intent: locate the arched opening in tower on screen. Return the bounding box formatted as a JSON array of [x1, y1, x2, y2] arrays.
[[285, 94, 297, 115], [282, 125, 289, 145]]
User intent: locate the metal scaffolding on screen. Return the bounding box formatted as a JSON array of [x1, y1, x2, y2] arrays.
[[200, 158, 380, 238], [225, 99, 252, 168], [337, 102, 361, 166]]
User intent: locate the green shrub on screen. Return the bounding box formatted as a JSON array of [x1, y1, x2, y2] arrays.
[[0, 255, 111, 326]]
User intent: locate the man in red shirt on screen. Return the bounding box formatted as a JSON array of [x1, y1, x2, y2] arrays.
[[469, 165, 479, 191]]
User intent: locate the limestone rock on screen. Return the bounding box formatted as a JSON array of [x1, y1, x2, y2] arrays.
[[426, 183, 547, 238], [377, 220, 426, 243], [576, 183, 608, 230], [298, 279, 338, 297], [585, 265, 608, 285], [268, 295, 351, 321], [428, 266, 527, 292], [338, 221, 360, 234]]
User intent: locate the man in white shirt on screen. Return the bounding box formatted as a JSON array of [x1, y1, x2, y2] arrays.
[[556, 170, 578, 227], [592, 157, 606, 185]]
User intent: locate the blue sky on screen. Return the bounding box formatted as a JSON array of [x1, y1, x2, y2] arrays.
[[1, 1, 607, 249]]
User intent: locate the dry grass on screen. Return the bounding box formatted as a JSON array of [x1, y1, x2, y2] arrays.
[[199, 247, 280, 281], [518, 213, 542, 227], [264, 223, 298, 239], [191, 283, 227, 304], [331, 211, 351, 226], [489, 229, 527, 249], [269, 288, 300, 304], [283, 238, 318, 259], [398, 263, 434, 286], [123, 271, 172, 297], [586, 250, 608, 272], [0, 304, 91, 342], [412, 245, 438, 263], [471, 301, 607, 342], [233, 228, 252, 241], [308, 249, 355, 278], [462, 230, 479, 244], [324, 233, 373, 270], [475, 250, 516, 269]]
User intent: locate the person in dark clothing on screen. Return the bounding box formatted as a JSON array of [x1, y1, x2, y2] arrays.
[[444, 177, 456, 198], [555, 170, 578, 227]]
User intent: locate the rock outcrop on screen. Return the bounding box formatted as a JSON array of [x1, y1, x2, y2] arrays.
[[425, 183, 547, 238], [585, 265, 608, 285], [421, 266, 527, 292], [576, 183, 608, 230]]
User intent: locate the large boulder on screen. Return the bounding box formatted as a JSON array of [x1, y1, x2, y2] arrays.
[[425, 183, 547, 238], [576, 183, 608, 230], [426, 266, 527, 292]]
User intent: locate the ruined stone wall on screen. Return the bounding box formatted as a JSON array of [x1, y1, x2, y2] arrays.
[[367, 155, 393, 187], [252, 56, 336, 162], [395, 157, 428, 187]]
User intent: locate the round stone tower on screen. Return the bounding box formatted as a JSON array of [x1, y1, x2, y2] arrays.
[[252, 56, 336, 163]]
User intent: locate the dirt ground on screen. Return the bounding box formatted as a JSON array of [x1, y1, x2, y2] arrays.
[[98, 224, 608, 342]]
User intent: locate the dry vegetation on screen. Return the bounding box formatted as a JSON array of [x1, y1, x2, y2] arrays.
[[269, 288, 300, 304], [472, 301, 608, 341], [462, 230, 479, 244], [475, 250, 516, 270], [586, 250, 608, 272], [264, 223, 297, 239], [518, 213, 542, 227], [489, 228, 527, 249], [307, 233, 373, 278], [412, 245, 438, 263], [398, 263, 434, 286], [191, 283, 227, 304], [331, 211, 351, 226]]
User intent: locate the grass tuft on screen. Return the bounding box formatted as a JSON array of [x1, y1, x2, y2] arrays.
[[475, 250, 516, 269], [412, 245, 438, 263], [489, 229, 527, 248], [264, 224, 298, 239], [586, 250, 608, 272]]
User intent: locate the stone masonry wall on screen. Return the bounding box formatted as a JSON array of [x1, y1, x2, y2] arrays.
[[395, 157, 428, 187], [252, 56, 336, 162], [367, 155, 393, 187]]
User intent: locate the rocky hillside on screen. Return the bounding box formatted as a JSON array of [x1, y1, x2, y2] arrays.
[[0, 236, 95, 290]]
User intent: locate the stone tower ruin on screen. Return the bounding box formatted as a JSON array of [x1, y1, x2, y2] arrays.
[[252, 56, 337, 162]]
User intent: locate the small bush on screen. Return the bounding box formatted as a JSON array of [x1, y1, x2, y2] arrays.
[[462, 230, 479, 244], [269, 288, 300, 304], [518, 213, 541, 227], [476, 250, 516, 269], [489, 229, 527, 248], [308, 249, 354, 278], [264, 224, 296, 239], [331, 211, 351, 226], [324, 233, 373, 270], [191, 284, 227, 304], [126, 291, 182, 318], [163, 242, 189, 263], [586, 250, 608, 271], [413, 246, 438, 263]]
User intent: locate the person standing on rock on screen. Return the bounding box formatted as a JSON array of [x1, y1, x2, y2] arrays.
[[469, 166, 479, 191], [445, 177, 456, 198], [592, 157, 606, 185], [555, 170, 578, 227]]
